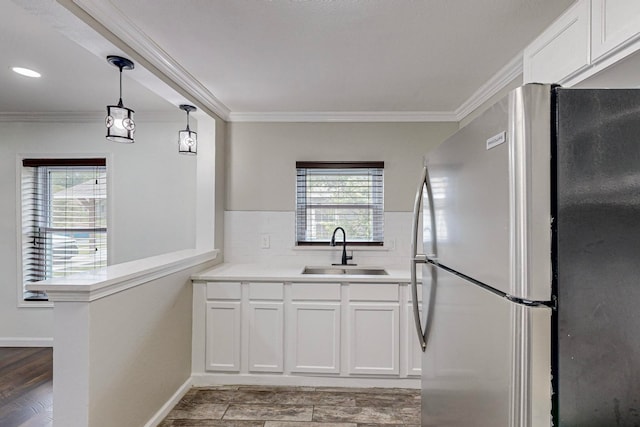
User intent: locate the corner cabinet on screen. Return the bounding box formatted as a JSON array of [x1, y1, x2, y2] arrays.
[[247, 283, 284, 373], [192, 278, 421, 388], [204, 283, 242, 372]]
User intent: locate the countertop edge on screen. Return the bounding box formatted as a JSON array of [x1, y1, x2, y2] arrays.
[[191, 262, 416, 284], [27, 249, 220, 301]]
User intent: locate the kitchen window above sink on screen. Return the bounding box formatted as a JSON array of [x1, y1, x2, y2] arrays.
[[295, 161, 384, 246]]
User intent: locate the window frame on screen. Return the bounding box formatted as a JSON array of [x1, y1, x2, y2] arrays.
[[17, 156, 111, 306], [295, 161, 384, 246]]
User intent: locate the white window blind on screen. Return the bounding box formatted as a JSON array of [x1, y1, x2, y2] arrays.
[[21, 158, 107, 300], [296, 161, 384, 245]]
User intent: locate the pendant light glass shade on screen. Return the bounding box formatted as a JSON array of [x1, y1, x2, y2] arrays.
[[178, 104, 197, 155], [105, 56, 135, 143]]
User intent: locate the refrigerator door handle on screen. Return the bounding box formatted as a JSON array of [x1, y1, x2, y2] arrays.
[[411, 163, 438, 352]]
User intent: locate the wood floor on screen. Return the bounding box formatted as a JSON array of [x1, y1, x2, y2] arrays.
[[0, 347, 53, 427]]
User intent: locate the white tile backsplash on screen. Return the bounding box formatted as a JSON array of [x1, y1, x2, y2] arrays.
[[223, 211, 421, 267]]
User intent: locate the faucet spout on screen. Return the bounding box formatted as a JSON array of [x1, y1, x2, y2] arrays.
[[330, 226, 354, 266]]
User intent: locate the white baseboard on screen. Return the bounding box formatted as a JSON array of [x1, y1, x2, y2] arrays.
[[191, 373, 420, 389], [0, 337, 53, 347], [144, 377, 193, 427]]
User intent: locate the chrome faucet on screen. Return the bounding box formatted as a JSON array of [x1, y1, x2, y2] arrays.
[[330, 226, 355, 266]]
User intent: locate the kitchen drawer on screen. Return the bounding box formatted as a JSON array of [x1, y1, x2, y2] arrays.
[[249, 282, 283, 300], [349, 283, 398, 301], [291, 282, 341, 300], [206, 282, 241, 300]]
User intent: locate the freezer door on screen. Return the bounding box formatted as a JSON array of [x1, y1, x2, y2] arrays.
[[555, 88, 640, 425], [421, 265, 552, 427], [424, 84, 552, 301]]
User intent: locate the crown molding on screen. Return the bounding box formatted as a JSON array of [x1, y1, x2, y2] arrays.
[[454, 54, 524, 121], [0, 111, 181, 123], [70, 0, 231, 121], [0, 112, 104, 123], [228, 111, 459, 123]]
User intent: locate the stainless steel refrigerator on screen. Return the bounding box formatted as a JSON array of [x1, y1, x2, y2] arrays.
[[409, 83, 640, 426]]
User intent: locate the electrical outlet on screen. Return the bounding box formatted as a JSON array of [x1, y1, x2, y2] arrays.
[[261, 234, 270, 249]]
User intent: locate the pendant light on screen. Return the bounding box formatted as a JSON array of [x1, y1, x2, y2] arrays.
[[178, 104, 197, 155], [105, 55, 135, 143]]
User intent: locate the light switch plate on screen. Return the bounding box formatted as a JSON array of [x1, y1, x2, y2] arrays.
[[260, 234, 270, 249]]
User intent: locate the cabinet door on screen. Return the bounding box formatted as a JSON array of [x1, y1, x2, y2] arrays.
[[248, 302, 284, 373], [205, 301, 241, 372], [523, 0, 590, 85], [592, 0, 640, 61], [406, 303, 423, 377], [288, 302, 341, 374], [348, 303, 400, 375]]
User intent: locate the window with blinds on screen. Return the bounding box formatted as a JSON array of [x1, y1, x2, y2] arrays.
[[21, 158, 107, 301], [296, 161, 384, 245]]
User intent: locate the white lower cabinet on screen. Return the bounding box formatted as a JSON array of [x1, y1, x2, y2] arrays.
[[349, 303, 399, 375], [288, 282, 341, 373], [198, 279, 420, 384], [248, 282, 284, 373], [248, 302, 284, 372], [288, 302, 341, 373], [205, 282, 242, 372], [348, 283, 400, 376], [205, 301, 241, 372], [406, 303, 423, 377], [406, 282, 423, 377]]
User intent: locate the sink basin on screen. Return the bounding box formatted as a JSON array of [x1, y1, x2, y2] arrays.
[[302, 266, 388, 275]]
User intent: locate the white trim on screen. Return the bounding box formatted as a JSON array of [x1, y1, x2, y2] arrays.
[[26, 249, 219, 302], [190, 373, 419, 389], [228, 111, 458, 123], [455, 54, 524, 121], [0, 337, 53, 347], [143, 377, 193, 427], [17, 300, 54, 309], [70, 0, 231, 121]]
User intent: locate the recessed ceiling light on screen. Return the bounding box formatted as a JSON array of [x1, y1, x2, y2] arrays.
[[11, 67, 41, 78]]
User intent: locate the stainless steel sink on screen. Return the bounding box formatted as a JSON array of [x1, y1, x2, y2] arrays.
[[302, 266, 388, 275]]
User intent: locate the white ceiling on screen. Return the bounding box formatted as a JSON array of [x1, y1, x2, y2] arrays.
[[3, 0, 575, 121], [0, 0, 180, 116]]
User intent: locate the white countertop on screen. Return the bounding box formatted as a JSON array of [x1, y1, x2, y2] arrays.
[[191, 262, 417, 283]]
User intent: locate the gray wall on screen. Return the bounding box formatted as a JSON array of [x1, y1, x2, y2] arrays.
[[225, 121, 459, 213], [0, 117, 199, 342], [87, 262, 214, 427]]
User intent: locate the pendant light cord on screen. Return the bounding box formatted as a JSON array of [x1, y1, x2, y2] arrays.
[[118, 67, 123, 106]]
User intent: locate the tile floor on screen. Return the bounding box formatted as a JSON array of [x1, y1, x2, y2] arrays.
[[159, 385, 421, 426]]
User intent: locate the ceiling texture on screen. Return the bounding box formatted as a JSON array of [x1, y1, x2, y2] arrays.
[[3, 0, 575, 122]]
